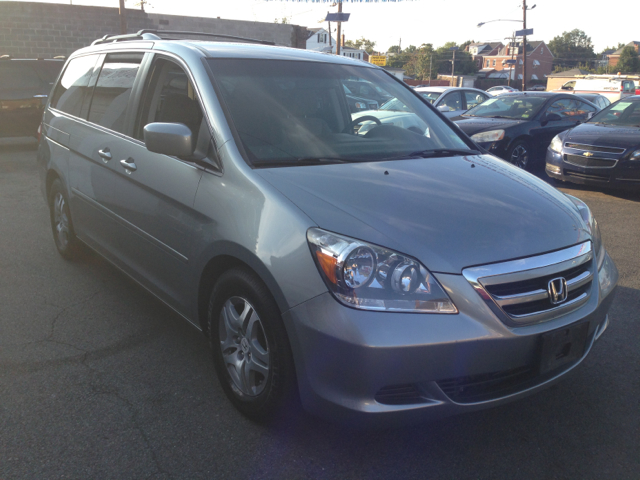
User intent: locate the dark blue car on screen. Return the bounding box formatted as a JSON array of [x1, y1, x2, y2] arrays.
[[546, 96, 640, 188]]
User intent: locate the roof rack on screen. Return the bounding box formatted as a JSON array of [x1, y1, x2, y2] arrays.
[[91, 30, 275, 46]]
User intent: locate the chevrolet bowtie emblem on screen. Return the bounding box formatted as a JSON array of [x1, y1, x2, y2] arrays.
[[583, 152, 594, 157]]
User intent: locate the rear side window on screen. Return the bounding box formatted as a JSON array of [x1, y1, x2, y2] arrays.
[[50, 55, 99, 117], [88, 53, 143, 134], [0, 62, 41, 89]]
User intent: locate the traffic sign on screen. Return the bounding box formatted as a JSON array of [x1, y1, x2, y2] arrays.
[[370, 55, 387, 66], [515, 28, 534, 36]]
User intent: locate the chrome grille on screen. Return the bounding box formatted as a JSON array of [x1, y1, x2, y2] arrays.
[[564, 143, 625, 154], [463, 241, 593, 326]]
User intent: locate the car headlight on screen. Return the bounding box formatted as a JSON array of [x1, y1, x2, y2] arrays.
[[307, 228, 457, 313], [470, 129, 505, 143], [354, 102, 366, 110], [630, 149, 640, 161], [566, 195, 604, 269], [549, 134, 563, 153]]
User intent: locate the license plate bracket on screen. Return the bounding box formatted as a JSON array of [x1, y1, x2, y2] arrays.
[[539, 322, 589, 375]]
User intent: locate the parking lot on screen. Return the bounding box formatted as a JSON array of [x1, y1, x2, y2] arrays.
[[0, 138, 638, 479]]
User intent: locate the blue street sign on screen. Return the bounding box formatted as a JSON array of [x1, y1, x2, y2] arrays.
[[515, 28, 534, 36]]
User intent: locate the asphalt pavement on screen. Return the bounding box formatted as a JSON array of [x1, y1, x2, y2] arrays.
[[1, 138, 638, 480]]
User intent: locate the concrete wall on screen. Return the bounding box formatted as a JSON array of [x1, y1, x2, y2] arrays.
[[0, 1, 309, 59]]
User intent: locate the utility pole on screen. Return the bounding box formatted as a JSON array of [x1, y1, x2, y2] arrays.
[[328, 17, 332, 48], [449, 46, 459, 87], [509, 32, 516, 87], [429, 55, 432, 86], [119, 0, 127, 34], [336, 2, 342, 56], [522, 0, 527, 91]]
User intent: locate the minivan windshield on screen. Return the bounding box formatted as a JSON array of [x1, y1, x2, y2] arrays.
[[463, 95, 547, 120], [207, 59, 472, 167], [588, 99, 640, 126]]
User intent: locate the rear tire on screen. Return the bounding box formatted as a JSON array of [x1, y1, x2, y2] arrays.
[[208, 268, 298, 421], [49, 179, 81, 260]]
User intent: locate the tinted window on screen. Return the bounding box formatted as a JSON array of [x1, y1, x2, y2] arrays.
[[464, 91, 487, 109], [465, 95, 546, 120], [32, 61, 64, 84], [0, 62, 41, 89], [589, 100, 640, 126], [50, 55, 98, 117], [88, 53, 143, 134], [136, 58, 203, 141], [208, 58, 470, 167], [547, 99, 594, 119]]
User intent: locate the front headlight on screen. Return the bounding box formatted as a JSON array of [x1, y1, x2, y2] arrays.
[[354, 102, 366, 110], [470, 129, 505, 143], [307, 228, 457, 313], [566, 195, 604, 268], [629, 149, 640, 161], [549, 134, 563, 153]]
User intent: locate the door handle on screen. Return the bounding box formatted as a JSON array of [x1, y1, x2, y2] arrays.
[[98, 148, 112, 162], [120, 158, 137, 173]]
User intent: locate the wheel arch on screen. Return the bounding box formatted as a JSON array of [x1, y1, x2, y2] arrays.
[[196, 244, 290, 336]]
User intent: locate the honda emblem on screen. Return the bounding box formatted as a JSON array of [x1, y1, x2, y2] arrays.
[[548, 277, 568, 305]]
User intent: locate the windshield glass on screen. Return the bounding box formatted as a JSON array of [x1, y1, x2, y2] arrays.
[[588, 100, 640, 126], [208, 59, 471, 167], [464, 95, 546, 119], [418, 91, 442, 104], [380, 98, 410, 112]]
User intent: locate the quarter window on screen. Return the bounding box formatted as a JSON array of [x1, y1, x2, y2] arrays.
[[88, 53, 143, 134], [50, 55, 99, 118]]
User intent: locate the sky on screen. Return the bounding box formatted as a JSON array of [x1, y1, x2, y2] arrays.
[[11, 0, 637, 53]]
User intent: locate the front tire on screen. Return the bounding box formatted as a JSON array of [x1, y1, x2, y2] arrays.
[[208, 268, 297, 421], [49, 179, 81, 260], [507, 140, 533, 171]]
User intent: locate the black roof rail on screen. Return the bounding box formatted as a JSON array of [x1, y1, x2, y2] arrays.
[[91, 30, 275, 47]]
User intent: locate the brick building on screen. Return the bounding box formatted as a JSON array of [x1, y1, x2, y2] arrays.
[[607, 41, 640, 68], [480, 40, 553, 83], [466, 42, 503, 70]]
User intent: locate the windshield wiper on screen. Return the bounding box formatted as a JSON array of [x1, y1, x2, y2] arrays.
[[486, 115, 513, 119], [257, 157, 356, 168], [390, 148, 480, 160]]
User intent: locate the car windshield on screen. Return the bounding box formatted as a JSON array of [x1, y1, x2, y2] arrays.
[[418, 91, 442, 104], [463, 95, 546, 120], [208, 59, 471, 167], [588, 100, 640, 126], [380, 98, 410, 112]]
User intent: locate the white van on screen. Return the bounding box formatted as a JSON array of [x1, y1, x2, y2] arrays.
[[558, 77, 636, 102]]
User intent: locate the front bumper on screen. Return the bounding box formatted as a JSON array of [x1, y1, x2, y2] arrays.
[[283, 252, 618, 427], [546, 148, 640, 188]]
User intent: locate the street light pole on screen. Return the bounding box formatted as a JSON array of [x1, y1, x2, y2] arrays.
[[522, 0, 527, 91], [119, 0, 127, 34], [336, 2, 342, 57], [451, 49, 456, 86]]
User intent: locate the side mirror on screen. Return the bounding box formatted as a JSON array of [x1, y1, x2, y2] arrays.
[[143, 122, 194, 157], [543, 113, 562, 125], [586, 111, 596, 120], [437, 105, 452, 112]]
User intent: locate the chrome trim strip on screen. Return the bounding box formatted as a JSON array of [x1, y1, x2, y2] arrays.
[[509, 292, 588, 320], [567, 270, 593, 290], [563, 142, 625, 154], [494, 289, 547, 306]]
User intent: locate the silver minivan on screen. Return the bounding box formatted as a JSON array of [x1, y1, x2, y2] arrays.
[[38, 31, 618, 426]]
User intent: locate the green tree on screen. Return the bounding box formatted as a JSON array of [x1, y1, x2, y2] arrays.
[[617, 46, 640, 73], [344, 37, 376, 54], [273, 16, 290, 24], [548, 29, 596, 69], [434, 42, 477, 76]]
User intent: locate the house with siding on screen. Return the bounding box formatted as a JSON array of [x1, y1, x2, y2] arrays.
[[480, 40, 553, 82]]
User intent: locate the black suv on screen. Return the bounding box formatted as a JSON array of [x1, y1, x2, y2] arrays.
[[0, 58, 64, 138]]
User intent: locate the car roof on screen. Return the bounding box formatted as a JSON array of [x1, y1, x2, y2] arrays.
[[415, 86, 487, 93], [72, 39, 379, 69]]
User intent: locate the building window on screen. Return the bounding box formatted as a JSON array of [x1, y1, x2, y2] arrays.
[[492, 60, 496, 66], [486, 60, 489, 67], [541, 47, 544, 54], [531, 74, 539, 80], [533, 60, 540, 68], [317, 33, 327, 43], [519, 59, 523, 65]]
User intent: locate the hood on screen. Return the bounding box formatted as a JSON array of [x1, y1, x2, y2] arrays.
[[563, 123, 640, 150], [454, 117, 525, 136], [256, 155, 590, 274]]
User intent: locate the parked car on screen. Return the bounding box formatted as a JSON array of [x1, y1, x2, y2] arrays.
[[343, 79, 392, 105], [39, 32, 618, 427], [453, 92, 599, 170], [574, 93, 611, 110], [0, 57, 64, 138], [414, 86, 491, 117], [343, 85, 379, 113], [555, 77, 636, 103], [546, 96, 640, 187], [486, 85, 519, 96], [527, 85, 546, 91]]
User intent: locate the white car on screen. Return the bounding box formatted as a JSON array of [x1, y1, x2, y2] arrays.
[[486, 85, 519, 96], [392, 86, 491, 118]]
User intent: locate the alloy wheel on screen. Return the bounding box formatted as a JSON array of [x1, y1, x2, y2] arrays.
[[510, 144, 530, 169], [53, 192, 70, 249]]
